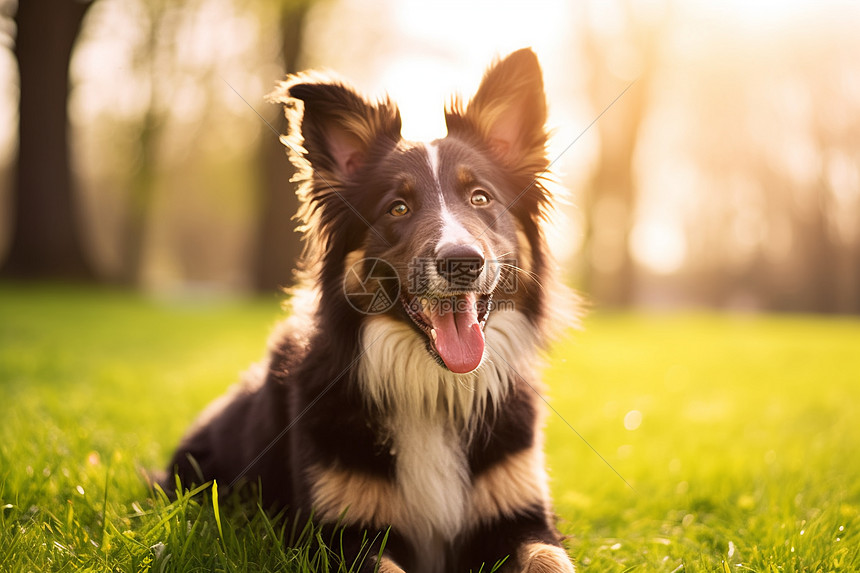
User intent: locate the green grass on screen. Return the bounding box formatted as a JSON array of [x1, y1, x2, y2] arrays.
[[1, 284, 858, 571]]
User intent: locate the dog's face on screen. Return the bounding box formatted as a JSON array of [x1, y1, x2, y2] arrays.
[[271, 49, 551, 374], [359, 137, 520, 373]]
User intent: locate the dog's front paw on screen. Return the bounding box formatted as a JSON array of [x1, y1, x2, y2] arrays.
[[519, 542, 575, 573], [368, 555, 406, 573]]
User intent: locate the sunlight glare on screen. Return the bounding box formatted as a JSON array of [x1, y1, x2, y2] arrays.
[[624, 409, 643, 431], [0, 44, 15, 162], [381, 57, 449, 142], [630, 218, 686, 275], [385, 0, 572, 142]]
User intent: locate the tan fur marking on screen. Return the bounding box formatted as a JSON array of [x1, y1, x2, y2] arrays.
[[308, 464, 399, 528], [457, 165, 477, 187], [399, 176, 415, 194], [519, 542, 575, 573], [470, 447, 549, 526], [342, 249, 367, 295], [370, 556, 406, 573]]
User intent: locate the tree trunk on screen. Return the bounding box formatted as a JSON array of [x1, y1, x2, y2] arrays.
[[118, 0, 165, 287], [253, 2, 309, 292], [581, 74, 650, 308], [2, 0, 96, 280], [119, 107, 159, 286], [578, 2, 660, 308]]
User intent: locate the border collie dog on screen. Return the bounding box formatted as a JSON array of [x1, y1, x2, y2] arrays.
[[163, 48, 575, 573]]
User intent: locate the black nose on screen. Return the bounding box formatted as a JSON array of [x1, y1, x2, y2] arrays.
[[436, 244, 485, 286]]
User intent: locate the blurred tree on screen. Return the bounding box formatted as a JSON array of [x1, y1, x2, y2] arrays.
[[678, 14, 860, 314], [254, 0, 310, 292], [795, 37, 860, 314], [67, 0, 309, 290], [1, 0, 97, 280], [578, 1, 666, 307], [117, 0, 170, 286]]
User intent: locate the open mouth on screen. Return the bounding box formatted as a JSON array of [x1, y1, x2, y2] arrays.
[[400, 292, 492, 374]]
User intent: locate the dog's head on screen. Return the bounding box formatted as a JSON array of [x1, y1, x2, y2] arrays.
[[270, 49, 552, 374]]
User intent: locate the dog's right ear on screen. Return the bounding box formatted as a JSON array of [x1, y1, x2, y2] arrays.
[[268, 74, 402, 184]]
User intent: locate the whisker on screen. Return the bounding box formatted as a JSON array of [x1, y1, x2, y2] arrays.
[[495, 262, 544, 289]]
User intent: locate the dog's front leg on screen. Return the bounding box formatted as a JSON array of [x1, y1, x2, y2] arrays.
[[456, 512, 575, 573]]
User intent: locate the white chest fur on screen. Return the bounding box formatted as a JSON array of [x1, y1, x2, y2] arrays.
[[357, 311, 539, 571], [389, 413, 468, 572]]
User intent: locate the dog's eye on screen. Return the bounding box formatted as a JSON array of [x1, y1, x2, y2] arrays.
[[470, 190, 491, 207], [388, 201, 409, 217]]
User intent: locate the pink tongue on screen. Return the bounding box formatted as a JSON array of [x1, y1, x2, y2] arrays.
[[429, 293, 485, 373]]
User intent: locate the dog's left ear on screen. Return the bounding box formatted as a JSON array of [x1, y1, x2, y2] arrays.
[[446, 48, 548, 176]]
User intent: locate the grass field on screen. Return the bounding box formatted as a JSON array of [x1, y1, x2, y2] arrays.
[[1, 284, 858, 572]]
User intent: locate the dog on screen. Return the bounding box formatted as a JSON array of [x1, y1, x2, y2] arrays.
[[162, 48, 576, 573]]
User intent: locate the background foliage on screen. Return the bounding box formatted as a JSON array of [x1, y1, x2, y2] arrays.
[[1, 0, 858, 311]]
